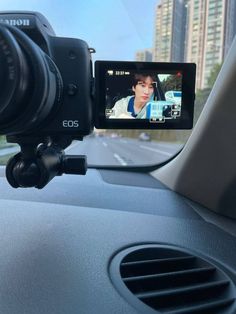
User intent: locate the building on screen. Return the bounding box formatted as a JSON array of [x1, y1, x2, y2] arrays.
[[224, 0, 236, 58], [152, 0, 236, 89], [153, 0, 187, 62], [186, 0, 236, 89], [135, 49, 152, 62], [186, 0, 208, 89]]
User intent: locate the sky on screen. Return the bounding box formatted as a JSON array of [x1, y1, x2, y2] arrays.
[[0, 0, 159, 61]]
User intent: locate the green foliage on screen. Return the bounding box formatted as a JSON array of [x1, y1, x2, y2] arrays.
[[0, 153, 15, 165], [194, 63, 222, 125], [0, 136, 7, 147], [194, 88, 211, 125], [207, 63, 222, 89], [161, 74, 182, 92]]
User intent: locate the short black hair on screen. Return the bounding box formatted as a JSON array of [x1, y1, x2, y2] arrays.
[[132, 73, 156, 87]]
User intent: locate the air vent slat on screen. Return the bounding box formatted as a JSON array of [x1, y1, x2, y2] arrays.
[[121, 255, 195, 266], [123, 265, 215, 282], [136, 279, 229, 300], [121, 256, 199, 277], [111, 245, 236, 313], [123, 266, 216, 293], [167, 298, 236, 314], [137, 280, 231, 311]]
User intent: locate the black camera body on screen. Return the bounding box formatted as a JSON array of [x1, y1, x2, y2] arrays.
[[0, 11, 93, 138]]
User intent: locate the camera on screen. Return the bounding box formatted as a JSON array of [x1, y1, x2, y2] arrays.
[[0, 11, 93, 138], [0, 11, 196, 189], [0, 11, 196, 139]]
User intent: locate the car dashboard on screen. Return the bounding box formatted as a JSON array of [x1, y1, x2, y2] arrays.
[[0, 168, 235, 313]]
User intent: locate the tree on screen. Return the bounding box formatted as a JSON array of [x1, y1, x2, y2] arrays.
[[207, 63, 222, 89], [194, 63, 222, 125], [161, 74, 182, 92]]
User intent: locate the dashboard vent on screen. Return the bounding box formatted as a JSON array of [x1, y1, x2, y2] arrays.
[[110, 245, 236, 314]]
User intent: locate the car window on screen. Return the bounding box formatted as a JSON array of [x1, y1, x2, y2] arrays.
[[0, 0, 231, 167]]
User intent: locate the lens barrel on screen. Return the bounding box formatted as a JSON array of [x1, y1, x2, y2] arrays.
[[0, 26, 30, 123], [0, 23, 62, 135]]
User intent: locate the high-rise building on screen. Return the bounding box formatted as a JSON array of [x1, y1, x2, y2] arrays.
[[186, 0, 207, 89], [135, 49, 152, 62], [153, 0, 236, 89], [224, 0, 236, 58], [153, 0, 186, 62], [203, 0, 227, 88], [186, 0, 236, 89]]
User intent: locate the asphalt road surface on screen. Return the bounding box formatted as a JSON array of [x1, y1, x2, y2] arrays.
[[66, 136, 183, 166]]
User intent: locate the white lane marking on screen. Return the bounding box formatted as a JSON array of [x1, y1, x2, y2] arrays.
[[113, 153, 127, 165], [120, 140, 127, 143], [140, 145, 173, 157], [102, 142, 108, 147]]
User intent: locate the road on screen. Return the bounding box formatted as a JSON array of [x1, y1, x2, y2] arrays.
[[0, 137, 183, 166], [66, 136, 183, 166], [0, 146, 20, 156]]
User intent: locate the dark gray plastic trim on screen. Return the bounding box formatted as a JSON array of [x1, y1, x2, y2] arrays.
[[110, 244, 236, 314]]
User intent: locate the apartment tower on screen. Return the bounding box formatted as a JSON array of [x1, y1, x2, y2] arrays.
[[186, 0, 236, 89], [135, 49, 152, 61], [153, 0, 186, 62]]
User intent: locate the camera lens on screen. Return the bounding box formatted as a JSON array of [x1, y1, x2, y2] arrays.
[[0, 23, 62, 135], [0, 26, 30, 123]]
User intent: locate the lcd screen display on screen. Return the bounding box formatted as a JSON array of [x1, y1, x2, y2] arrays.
[[95, 61, 196, 129]]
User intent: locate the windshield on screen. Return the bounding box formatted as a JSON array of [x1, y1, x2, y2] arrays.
[[0, 0, 231, 167]]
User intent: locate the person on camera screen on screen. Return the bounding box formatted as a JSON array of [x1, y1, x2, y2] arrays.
[[110, 73, 158, 119]]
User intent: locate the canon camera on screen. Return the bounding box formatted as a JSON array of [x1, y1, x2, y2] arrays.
[[0, 11, 196, 140], [0, 11, 196, 189], [0, 11, 93, 139]]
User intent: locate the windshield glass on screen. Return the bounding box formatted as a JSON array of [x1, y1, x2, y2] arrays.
[[0, 0, 232, 167]]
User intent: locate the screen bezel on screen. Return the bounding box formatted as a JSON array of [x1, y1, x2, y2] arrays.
[[95, 61, 196, 129]]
